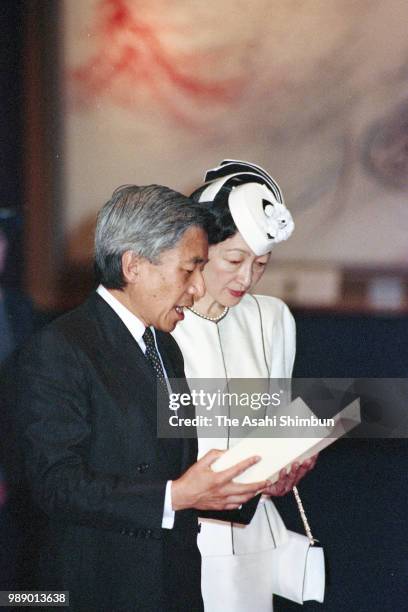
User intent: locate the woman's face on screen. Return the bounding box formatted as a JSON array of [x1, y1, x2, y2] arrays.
[[202, 231, 270, 307]]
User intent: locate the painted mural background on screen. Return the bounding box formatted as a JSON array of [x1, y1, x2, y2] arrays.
[[62, 0, 408, 305]]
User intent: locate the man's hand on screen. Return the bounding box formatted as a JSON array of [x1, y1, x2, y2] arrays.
[[171, 449, 270, 511], [264, 454, 318, 497]]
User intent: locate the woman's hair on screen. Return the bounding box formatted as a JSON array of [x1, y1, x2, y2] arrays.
[[190, 183, 238, 246]]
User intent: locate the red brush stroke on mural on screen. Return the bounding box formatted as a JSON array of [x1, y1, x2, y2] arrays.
[[69, 0, 246, 126]]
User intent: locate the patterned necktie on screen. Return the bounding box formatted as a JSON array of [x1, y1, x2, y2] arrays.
[[142, 327, 166, 386]]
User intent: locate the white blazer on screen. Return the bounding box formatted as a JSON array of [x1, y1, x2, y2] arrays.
[[172, 294, 296, 556]]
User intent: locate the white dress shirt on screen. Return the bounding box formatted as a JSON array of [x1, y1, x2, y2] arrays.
[[97, 285, 175, 528]]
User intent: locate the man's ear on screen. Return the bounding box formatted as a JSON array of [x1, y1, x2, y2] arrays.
[[121, 250, 140, 285]]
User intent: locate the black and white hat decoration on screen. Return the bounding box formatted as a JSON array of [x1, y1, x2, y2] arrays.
[[198, 160, 294, 256]]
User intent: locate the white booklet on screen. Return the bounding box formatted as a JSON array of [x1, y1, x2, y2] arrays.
[[211, 397, 361, 483]]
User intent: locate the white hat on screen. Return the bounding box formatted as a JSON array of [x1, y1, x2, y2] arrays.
[[198, 160, 294, 256]]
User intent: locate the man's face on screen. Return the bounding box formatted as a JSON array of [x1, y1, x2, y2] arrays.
[[127, 226, 208, 332]]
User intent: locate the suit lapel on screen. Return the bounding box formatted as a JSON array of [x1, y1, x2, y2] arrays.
[[154, 330, 185, 466], [88, 293, 188, 465], [85, 293, 180, 463], [156, 330, 198, 471]]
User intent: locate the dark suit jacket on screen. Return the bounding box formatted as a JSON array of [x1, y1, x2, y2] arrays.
[[15, 293, 203, 612]]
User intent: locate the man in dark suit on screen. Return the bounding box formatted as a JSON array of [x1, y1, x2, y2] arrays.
[[16, 185, 268, 611]]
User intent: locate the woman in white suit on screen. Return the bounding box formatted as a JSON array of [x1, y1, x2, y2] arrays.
[[172, 160, 316, 611]]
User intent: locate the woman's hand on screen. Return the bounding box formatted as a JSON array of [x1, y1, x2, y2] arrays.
[[264, 454, 318, 497]]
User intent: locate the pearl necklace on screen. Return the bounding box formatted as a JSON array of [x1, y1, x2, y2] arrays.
[[188, 305, 229, 323]]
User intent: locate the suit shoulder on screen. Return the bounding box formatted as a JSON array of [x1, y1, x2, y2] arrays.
[[53, 298, 97, 331], [19, 299, 96, 361]]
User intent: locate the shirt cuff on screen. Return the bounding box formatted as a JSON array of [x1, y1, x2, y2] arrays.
[[161, 480, 175, 529]]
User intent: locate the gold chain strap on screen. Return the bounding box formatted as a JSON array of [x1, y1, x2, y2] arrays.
[[292, 486, 318, 546]]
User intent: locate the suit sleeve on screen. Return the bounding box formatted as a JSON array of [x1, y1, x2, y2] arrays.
[[16, 327, 167, 533]]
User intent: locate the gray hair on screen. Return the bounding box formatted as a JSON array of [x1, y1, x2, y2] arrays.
[[94, 184, 208, 289]]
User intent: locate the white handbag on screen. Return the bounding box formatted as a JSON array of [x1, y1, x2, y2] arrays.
[[271, 486, 326, 605]]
